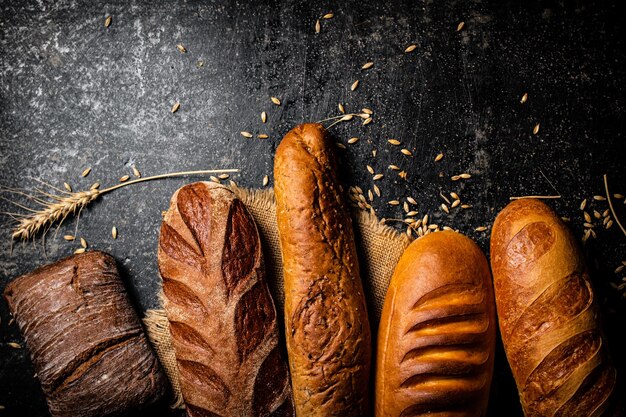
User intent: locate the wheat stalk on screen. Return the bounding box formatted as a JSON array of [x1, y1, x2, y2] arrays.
[[604, 174, 626, 237], [316, 112, 372, 129], [3, 168, 238, 241]]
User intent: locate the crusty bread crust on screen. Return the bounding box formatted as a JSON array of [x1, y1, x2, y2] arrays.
[[375, 230, 496, 417], [275, 123, 372, 416], [490, 199, 617, 416]]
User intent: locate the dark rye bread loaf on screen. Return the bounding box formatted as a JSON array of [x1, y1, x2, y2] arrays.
[[3, 251, 168, 417], [158, 181, 293, 416], [375, 231, 496, 417], [274, 123, 372, 416], [490, 199, 617, 416]]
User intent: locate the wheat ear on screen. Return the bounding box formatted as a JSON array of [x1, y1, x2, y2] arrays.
[[6, 168, 238, 241]]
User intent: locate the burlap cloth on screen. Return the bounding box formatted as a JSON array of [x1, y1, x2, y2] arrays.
[[143, 185, 411, 408]]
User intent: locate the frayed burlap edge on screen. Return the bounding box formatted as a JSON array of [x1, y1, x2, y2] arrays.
[[143, 186, 410, 408]]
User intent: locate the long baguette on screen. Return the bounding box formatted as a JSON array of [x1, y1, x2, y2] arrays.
[[274, 123, 372, 416]]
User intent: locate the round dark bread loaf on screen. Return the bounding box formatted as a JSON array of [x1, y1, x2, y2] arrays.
[[3, 251, 168, 417]]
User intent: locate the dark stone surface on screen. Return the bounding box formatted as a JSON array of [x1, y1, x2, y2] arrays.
[[1, 0, 625, 416]]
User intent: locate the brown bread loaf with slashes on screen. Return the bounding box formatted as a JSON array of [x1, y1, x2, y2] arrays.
[[375, 230, 496, 417], [158, 182, 293, 417], [490, 198, 617, 416], [274, 123, 372, 416], [3, 251, 168, 417]]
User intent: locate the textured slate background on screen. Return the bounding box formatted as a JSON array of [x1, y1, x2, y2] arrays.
[[1, 0, 625, 416]]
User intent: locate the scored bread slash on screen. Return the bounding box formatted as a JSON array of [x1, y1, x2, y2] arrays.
[[81, 167, 91, 177], [271, 96, 281, 105], [171, 102, 180, 113], [351, 80, 360, 91], [404, 44, 417, 53], [240, 131, 253, 138], [362, 62, 374, 70]]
